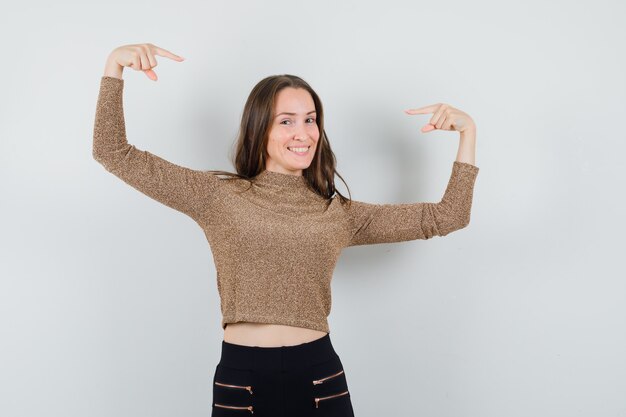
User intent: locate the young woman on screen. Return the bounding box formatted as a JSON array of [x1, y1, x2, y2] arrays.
[[93, 43, 479, 417]]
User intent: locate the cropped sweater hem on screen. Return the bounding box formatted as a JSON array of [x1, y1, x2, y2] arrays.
[[222, 313, 330, 334]]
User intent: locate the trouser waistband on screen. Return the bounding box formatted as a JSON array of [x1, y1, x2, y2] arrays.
[[219, 333, 338, 372]]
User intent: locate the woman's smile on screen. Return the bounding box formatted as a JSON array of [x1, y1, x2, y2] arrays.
[[287, 145, 311, 156]]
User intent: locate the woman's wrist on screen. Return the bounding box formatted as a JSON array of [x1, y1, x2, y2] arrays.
[[459, 123, 476, 141], [103, 55, 123, 79], [456, 125, 477, 165]]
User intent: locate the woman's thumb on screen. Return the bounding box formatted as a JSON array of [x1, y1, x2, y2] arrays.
[[144, 68, 158, 81]]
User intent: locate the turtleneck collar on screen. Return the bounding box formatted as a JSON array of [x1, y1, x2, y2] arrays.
[[254, 169, 310, 190]]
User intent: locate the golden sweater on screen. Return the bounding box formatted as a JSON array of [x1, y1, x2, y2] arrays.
[[92, 76, 480, 333]]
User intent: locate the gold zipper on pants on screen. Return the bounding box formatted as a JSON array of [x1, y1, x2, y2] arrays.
[[312, 369, 344, 385], [215, 381, 254, 394], [214, 403, 254, 413], [314, 390, 349, 408]]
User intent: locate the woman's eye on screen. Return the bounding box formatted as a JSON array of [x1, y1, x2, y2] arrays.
[[280, 118, 315, 125]]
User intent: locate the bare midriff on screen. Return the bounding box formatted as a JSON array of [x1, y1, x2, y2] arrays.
[[223, 322, 328, 347]]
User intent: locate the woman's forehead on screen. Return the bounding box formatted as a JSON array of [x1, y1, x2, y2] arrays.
[[274, 87, 315, 113]]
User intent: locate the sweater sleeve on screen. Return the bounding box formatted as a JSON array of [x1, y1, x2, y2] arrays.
[[92, 76, 220, 224], [344, 161, 479, 246]]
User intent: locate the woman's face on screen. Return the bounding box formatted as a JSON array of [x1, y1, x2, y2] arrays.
[[265, 87, 319, 176]]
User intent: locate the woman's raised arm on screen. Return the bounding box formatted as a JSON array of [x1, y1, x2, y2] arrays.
[[92, 44, 220, 225], [344, 102, 479, 246]]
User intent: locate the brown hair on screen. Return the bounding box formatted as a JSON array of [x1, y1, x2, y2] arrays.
[[208, 74, 352, 204]]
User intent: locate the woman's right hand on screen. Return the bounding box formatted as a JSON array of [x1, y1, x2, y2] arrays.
[[103, 43, 185, 81]]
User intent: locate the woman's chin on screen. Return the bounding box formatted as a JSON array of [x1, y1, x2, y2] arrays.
[[284, 160, 312, 170]]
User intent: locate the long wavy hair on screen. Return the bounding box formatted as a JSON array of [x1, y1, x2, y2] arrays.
[[208, 74, 352, 204]]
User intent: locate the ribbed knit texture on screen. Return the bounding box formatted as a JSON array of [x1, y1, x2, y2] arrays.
[[93, 76, 480, 333]]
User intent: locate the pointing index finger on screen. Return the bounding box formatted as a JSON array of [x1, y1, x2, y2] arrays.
[[153, 46, 185, 61], [404, 104, 438, 114]]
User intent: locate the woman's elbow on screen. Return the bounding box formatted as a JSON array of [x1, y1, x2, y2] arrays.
[[439, 211, 473, 236], [452, 211, 473, 233]]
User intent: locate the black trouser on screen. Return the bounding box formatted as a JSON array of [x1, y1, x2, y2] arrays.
[[211, 333, 355, 417]]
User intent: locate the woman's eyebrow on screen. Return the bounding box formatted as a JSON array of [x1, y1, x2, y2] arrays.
[[275, 110, 317, 118]]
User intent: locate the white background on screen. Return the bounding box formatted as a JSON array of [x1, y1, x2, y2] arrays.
[[1, 1, 624, 416]]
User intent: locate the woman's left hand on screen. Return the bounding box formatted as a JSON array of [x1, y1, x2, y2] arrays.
[[404, 103, 475, 133]]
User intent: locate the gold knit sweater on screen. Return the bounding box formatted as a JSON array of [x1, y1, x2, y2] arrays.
[[93, 76, 480, 333]]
